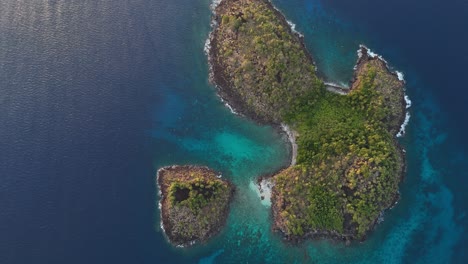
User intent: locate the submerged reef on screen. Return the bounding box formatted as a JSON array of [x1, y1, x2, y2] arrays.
[[157, 166, 234, 246], [208, 0, 406, 242]]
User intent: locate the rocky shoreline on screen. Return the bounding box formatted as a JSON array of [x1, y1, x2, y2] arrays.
[[157, 165, 234, 247], [206, 0, 309, 172], [207, 0, 316, 125], [352, 45, 408, 136], [279, 47, 407, 243], [207, 0, 407, 244]]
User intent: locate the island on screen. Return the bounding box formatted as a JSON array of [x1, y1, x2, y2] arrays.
[[208, 0, 406, 242], [157, 165, 235, 246]]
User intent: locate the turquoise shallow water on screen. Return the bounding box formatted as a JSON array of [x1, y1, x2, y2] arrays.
[[150, 0, 466, 262], [1, 0, 465, 263]]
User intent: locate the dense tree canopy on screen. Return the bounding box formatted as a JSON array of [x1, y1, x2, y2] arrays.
[[213, 0, 405, 240]]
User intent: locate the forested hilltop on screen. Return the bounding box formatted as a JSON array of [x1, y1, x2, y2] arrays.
[[209, 0, 406, 242]]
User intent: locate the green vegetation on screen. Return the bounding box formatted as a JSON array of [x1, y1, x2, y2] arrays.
[[214, 0, 322, 123], [276, 65, 403, 238], [168, 176, 227, 211], [213, 0, 405, 240], [158, 166, 234, 245]]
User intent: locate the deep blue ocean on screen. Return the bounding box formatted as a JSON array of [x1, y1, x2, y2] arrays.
[[1, 0, 467, 263]]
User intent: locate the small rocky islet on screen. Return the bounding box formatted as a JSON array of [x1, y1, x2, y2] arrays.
[[157, 166, 234, 246]]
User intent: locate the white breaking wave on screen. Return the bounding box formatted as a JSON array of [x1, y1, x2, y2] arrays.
[[358, 44, 389, 64], [176, 241, 196, 248], [219, 94, 239, 115], [396, 71, 405, 82], [204, 36, 211, 56], [250, 178, 274, 207], [366, 48, 378, 58], [210, 0, 222, 11], [396, 95, 412, 137], [404, 94, 412, 109], [286, 20, 304, 38], [397, 112, 411, 138], [357, 46, 364, 59]]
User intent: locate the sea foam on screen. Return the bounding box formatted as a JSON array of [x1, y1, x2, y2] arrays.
[[210, 0, 222, 11], [286, 20, 304, 38], [250, 178, 274, 207], [397, 95, 412, 137], [358, 44, 389, 64], [396, 71, 405, 82], [219, 95, 239, 115]]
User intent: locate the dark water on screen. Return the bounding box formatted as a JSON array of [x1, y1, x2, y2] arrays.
[[0, 1, 158, 263], [1, 0, 467, 263]]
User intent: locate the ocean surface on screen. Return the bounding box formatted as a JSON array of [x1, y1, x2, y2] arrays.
[[1, 0, 467, 263]]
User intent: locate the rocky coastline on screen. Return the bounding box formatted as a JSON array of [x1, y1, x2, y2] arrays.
[[273, 46, 407, 243], [352, 45, 408, 136], [207, 0, 317, 125], [157, 165, 234, 247], [207, 0, 313, 171], [207, 0, 407, 244]]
